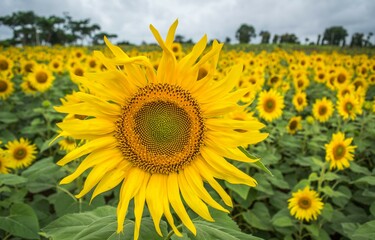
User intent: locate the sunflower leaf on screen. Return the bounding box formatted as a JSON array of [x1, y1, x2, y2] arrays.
[[42, 206, 167, 240], [238, 146, 272, 176], [188, 209, 262, 240], [0, 203, 40, 239]]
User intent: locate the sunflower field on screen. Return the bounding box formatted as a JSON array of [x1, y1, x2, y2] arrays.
[[1, 22, 375, 240]]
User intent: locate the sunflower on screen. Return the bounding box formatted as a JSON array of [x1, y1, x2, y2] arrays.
[[28, 65, 55, 92], [21, 80, 38, 95], [292, 91, 307, 112], [325, 132, 356, 170], [0, 149, 11, 174], [54, 20, 268, 239], [58, 137, 77, 152], [288, 186, 324, 222], [0, 55, 13, 72], [337, 94, 360, 120], [312, 97, 334, 123], [5, 138, 37, 169], [0, 74, 14, 100], [286, 116, 302, 135], [256, 88, 285, 122]]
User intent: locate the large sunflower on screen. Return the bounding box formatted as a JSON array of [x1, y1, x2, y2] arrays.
[[256, 88, 285, 122], [5, 138, 37, 169], [325, 132, 356, 170], [288, 186, 324, 222], [312, 97, 334, 123], [55, 20, 268, 239]]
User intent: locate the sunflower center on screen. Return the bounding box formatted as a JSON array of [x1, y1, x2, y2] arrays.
[[345, 102, 353, 112], [53, 62, 59, 68], [289, 120, 298, 130], [74, 68, 84, 76], [0, 60, 9, 70], [297, 97, 303, 105], [14, 148, 27, 160], [318, 73, 324, 80], [337, 73, 346, 83], [115, 83, 204, 174], [24, 63, 33, 73], [297, 80, 303, 88], [298, 197, 311, 209], [333, 144, 346, 160], [0, 80, 8, 92], [264, 98, 276, 113], [270, 76, 279, 84], [36, 71, 48, 83], [318, 105, 327, 115]]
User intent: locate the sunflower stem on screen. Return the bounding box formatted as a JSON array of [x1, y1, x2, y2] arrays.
[[317, 162, 327, 193], [164, 224, 183, 240], [56, 185, 77, 202]]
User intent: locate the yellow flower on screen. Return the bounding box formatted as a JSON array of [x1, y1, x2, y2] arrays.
[[5, 138, 37, 169], [286, 116, 302, 135], [312, 97, 334, 123], [288, 186, 324, 222], [54, 20, 268, 239], [58, 137, 77, 152], [256, 88, 285, 122], [0, 149, 11, 174], [0, 55, 14, 72], [337, 94, 361, 120], [0, 73, 14, 100], [325, 132, 356, 170], [292, 91, 307, 112], [28, 64, 55, 92]]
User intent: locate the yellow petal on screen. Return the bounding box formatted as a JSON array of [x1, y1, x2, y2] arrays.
[[133, 171, 150, 240], [60, 148, 122, 184], [57, 118, 115, 139], [75, 158, 120, 198], [57, 136, 117, 166], [91, 161, 132, 201], [117, 167, 144, 233], [192, 159, 233, 207], [178, 170, 214, 221], [167, 173, 197, 235], [184, 165, 229, 213], [201, 147, 257, 187], [145, 174, 165, 236]]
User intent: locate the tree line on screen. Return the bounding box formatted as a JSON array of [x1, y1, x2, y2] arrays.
[[0, 11, 119, 46], [0, 11, 373, 48], [234, 24, 373, 47]]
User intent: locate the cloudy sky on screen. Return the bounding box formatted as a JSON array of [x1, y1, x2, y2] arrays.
[[0, 0, 374, 45]]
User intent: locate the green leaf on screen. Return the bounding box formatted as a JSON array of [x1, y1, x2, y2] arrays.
[[352, 220, 375, 240], [320, 186, 346, 198], [0, 111, 18, 123], [323, 172, 341, 181], [0, 174, 27, 186], [321, 203, 334, 222], [0, 203, 40, 239], [350, 162, 371, 175], [225, 182, 250, 200], [354, 176, 375, 185], [239, 146, 272, 176], [22, 157, 64, 193], [370, 202, 375, 217], [242, 202, 272, 231], [190, 210, 262, 240], [42, 206, 167, 240]]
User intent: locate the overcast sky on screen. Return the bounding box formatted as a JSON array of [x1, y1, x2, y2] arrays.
[[1, 0, 374, 45]]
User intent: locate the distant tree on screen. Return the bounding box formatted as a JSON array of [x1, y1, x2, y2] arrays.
[[235, 24, 256, 43], [350, 32, 364, 47], [272, 34, 279, 44], [225, 37, 231, 44], [174, 34, 185, 43], [317, 34, 321, 45], [92, 32, 118, 45], [259, 30, 271, 44], [365, 32, 373, 47], [322, 26, 348, 46], [280, 33, 299, 44]]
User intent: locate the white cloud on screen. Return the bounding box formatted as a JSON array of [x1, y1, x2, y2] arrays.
[[0, 0, 374, 44]]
